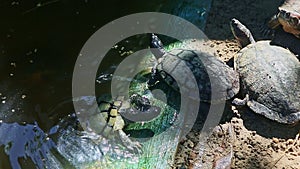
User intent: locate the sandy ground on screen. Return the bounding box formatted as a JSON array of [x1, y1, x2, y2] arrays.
[[173, 0, 300, 168]]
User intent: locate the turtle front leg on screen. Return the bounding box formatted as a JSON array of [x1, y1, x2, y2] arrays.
[[268, 14, 281, 29], [286, 111, 300, 124], [148, 58, 163, 86], [117, 129, 142, 154], [247, 100, 300, 124], [151, 60, 158, 76], [232, 94, 249, 106]]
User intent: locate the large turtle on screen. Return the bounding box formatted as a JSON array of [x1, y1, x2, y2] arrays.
[[149, 34, 240, 103], [50, 90, 180, 168], [268, 0, 300, 38], [230, 18, 300, 124]]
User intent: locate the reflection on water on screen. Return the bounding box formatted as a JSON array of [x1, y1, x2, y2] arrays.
[[0, 113, 141, 169], [0, 122, 55, 169], [0, 0, 211, 168], [56, 115, 140, 168]]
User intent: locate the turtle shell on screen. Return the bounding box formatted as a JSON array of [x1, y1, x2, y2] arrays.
[[279, 0, 300, 14], [235, 40, 300, 124], [154, 40, 239, 103]]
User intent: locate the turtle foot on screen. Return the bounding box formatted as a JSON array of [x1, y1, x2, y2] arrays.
[[287, 111, 300, 124], [232, 94, 249, 106], [147, 69, 160, 87], [259, 23, 275, 39]]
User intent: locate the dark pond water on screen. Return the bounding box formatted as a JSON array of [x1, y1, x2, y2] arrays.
[[0, 0, 211, 168]]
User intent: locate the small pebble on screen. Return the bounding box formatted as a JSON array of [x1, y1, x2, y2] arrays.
[[290, 152, 298, 156], [206, 153, 212, 157], [271, 143, 279, 150], [287, 139, 294, 145], [235, 152, 245, 160], [287, 147, 294, 152], [187, 140, 194, 148], [272, 138, 279, 143]]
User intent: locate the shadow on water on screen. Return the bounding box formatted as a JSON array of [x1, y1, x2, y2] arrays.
[[0, 0, 212, 168]]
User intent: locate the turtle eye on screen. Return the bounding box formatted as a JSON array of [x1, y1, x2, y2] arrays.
[[231, 19, 237, 25], [282, 11, 290, 18], [279, 9, 287, 18]]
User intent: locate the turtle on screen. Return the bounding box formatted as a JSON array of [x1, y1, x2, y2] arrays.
[[260, 0, 300, 57], [268, 0, 300, 38], [265, 0, 300, 58], [149, 34, 240, 104], [53, 91, 181, 168], [230, 18, 300, 124], [67, 93, 160, 154]]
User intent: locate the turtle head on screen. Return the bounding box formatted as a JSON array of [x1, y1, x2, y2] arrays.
[[150, 34, 166, 59], [277, 9, 300, 38], [230, 18, 256, 47]]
